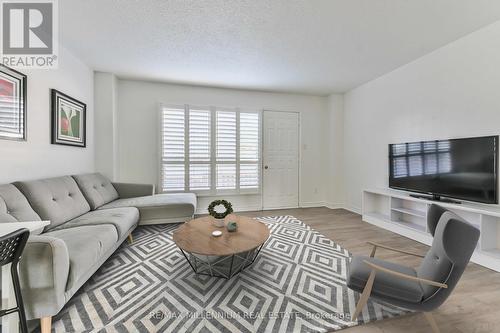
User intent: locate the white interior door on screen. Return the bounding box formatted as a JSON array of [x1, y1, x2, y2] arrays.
[[262, 111, 299, 209]]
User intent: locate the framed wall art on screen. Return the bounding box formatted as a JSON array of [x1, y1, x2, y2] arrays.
[[0, 64, 27, 141], [51, 89, 86, 147]]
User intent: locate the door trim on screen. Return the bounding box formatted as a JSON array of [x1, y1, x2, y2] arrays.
[[261, 110, 301, 210]]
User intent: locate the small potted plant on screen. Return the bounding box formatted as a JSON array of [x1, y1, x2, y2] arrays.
[[207, 200, 233, 227]]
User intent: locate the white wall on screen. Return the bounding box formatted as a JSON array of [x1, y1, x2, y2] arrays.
[[343, 21, 500, 212], [110, 79, 331, 212], [0, 46, 94, 184], [326, 94, 345, 208], [94, 72, 118, 181]]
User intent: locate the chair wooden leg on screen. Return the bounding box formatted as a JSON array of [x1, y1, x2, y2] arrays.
[[127, 233, 133, 244], [40, 316, 52, 333], [423, 312, 440, 333], [352, 269, 376, 321]]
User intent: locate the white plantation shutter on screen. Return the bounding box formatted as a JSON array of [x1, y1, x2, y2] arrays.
[[161, 106, 185, 191], [162, 164, 185, 191], [160, 105, 260, 194], [189, 108, 211, 190], [189, 109, 211, 161], [217, 164, 236, 189], [216, 109, 237, 190], [239, 112, 259, 189], [216, 110, 236, 161]]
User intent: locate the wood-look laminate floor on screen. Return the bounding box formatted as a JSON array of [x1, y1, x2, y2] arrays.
[[241, 207, 500, 333]]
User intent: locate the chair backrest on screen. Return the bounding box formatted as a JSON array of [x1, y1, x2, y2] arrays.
[[417, 204, 479, 309], [0, 228, 30, 266]]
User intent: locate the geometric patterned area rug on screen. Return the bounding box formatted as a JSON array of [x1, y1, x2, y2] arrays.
[[48, 216, 409, 333]]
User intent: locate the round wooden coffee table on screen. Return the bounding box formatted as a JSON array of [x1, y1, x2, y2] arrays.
[[173, 214, 270, 279]]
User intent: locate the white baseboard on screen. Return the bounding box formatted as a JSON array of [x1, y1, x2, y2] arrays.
[[324, 202, 344, 210], [299, 201, 326, 208], [195, 202, 361, 215], [342, 205, 362, 215]]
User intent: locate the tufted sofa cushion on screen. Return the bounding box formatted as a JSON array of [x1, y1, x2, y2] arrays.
[[72, 173, 119, 210], [51, 207, 139, 239], [15, 176, 90, 231], [0, 184, 41, 223]]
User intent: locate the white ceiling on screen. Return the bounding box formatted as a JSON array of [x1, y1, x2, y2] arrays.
[[61, 0, 500, 95]]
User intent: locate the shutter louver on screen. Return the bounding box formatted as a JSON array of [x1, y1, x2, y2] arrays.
[[216, 110, 236, 161], [189, 109, 211, 161], [239, 112, 259, 189], [190, 164, 211, 190], [240, 164, 259, 188], [217, 164, 236, 189], [240, 113, 259, 161], [162, 107, 185, 162], [162, 164, 185, 191], [161, 107, 186, 192]]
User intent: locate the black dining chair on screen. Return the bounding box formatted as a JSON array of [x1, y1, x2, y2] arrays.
[[0, 228, 30, 333]]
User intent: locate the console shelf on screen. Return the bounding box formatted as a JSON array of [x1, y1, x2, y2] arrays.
[[363, 188, 500, 272]]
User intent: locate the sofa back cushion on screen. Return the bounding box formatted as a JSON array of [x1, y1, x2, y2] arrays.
[[15, 176, 90, 230], [0, 184, 41, 223], [72, 173, 119, 210]]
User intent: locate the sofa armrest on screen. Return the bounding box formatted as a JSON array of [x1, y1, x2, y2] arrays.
[[112, 182, 155, 198], [19, 235, 70, 320]]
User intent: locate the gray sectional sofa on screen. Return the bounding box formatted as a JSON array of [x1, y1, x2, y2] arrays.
[[0, 173, 196, 332]]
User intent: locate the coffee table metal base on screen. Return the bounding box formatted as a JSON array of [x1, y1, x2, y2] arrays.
[[179, 244, 265, 279]]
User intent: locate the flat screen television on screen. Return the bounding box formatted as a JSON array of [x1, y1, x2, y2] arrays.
[[389, 135, 498, 204]]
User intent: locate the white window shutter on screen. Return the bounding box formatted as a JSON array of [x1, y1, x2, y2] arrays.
[[161, 105, 260, 194], [216, 110, 236, 161], [189, 109, 211, 161], [240, 113, 259, 161], [162, 164, 185, 191], [161, 106, 185, 192], [189, 108, 211, 190], [217, 164, 236, 189], [239, 112, 259, 189], [162, 107, 185, 163], [216, 110, 237, 190]]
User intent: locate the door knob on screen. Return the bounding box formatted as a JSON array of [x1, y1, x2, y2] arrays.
[[264, 165, 269, 170]]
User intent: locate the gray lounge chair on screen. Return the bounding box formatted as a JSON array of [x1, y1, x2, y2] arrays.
[[347, 204, 480, 332]]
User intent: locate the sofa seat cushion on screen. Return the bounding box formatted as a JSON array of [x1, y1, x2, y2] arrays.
[[347, 255, 424, 304], [98, 193, 196, 223], [45, 225, 118, 292], [0, 184, 41, 224], [52, 207, 139, 239], [72, 173, 119, 210], [15, 176, 90, 231]]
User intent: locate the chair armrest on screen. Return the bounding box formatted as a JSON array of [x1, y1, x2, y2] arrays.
[[362, 260, 448, 289], [367, 241, 425, 258], [112, 182, 155, 198], [18, 235, 70, 319]]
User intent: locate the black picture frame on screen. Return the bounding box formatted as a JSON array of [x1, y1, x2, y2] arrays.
[[0, 64, 27, 141], [51, 89, 86, 147]]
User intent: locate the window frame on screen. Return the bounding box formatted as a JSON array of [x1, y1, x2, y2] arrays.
[[159, 104, 262, 196]]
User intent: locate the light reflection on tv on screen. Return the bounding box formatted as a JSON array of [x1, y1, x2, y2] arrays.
[[389, 136, 498, 204]]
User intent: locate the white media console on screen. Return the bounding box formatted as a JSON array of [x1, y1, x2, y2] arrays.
[[362, 188, 500, 272]]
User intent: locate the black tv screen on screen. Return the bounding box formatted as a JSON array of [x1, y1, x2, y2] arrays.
[[389, 136, 498, 204]]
